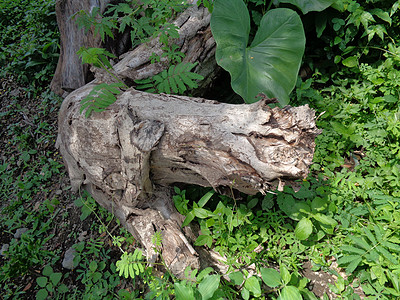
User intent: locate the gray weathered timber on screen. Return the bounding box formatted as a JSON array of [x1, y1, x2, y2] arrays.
[[57, 83, 321, 276]]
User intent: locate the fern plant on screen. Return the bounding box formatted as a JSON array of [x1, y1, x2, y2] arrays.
[[135, 62, 204, 94], [116, 248, 145, 279]]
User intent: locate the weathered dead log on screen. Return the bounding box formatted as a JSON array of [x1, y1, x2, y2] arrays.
[[56, 83, 321, 276]]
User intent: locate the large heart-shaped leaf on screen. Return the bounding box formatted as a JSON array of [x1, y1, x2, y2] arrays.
[[277, 0, 334, 14], [211, 0, 305, 105]]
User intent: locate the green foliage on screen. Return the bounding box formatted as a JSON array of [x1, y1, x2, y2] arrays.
[[76, 46, 126, 117], [116, 249, 145, 279], [80, 82, 125, 118], [338, 223, 400, 275], [74, 192, 96, 221], [312, 0, 400, 70], [277, 0, 334, 14], [260, 265, 310, 300], [1, 228, 54, 280], [135, 62, 204, 94], [36, 265, 67, 300], [151, 231, 163, 249], [75, 1, 200, 117], [3, 0, 400, 298], [197, 0, 214, 13], [74, 0, 188, 48], [0, 0, 59, 84], [211, 0, 305, 105], [73, 7, 118, 42], [77, 47, 116, 69], [174, 267, 222, 300], [72, 238, 123, 299], [295, 32, 400, 296], [276, 180, 338, 241]]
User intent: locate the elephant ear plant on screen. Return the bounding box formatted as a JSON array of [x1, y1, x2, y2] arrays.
[[210, 0, 306, 105]]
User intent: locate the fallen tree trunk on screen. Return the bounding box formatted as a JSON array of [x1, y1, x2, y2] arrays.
[[57, 83, 321, 276]]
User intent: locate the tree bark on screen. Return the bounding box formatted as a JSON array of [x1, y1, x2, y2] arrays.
[[56, 83, 321, 276], [50, 0, 113, 95]]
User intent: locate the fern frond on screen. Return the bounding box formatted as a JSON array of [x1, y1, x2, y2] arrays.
[[80, 82, 124, 118]]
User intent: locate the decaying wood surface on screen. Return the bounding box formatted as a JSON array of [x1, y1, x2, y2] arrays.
[[56, 83, 321, 276], [51, 0, 218, 97]]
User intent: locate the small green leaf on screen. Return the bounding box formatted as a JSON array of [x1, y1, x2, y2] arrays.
[[50, 272, 62, 286], [198, 274, 220, 300], [36, 277, 48, 288], [182, 211, 195, 227], [241, 287, 250, 300], [345, 257, 362, 274], [341, 245, 366, 255], [244, 276, 261, 297], [292, 202, 311, 220], [42, 265, 53, 277], [58, 284, 68, 294], [280, 265, 291, 285], [194, 207, 210, 218], [278, 286, 302, 300], [313, 213, 338, 227], [295, 218, 313, 240], [198, 190, 215, 208], [36, 289, 48, 300], [195, 235, 213, 248], [260, 268, 281, 287], [229, 271, 244, 286], [197, 267, 214, 282], [342, 56, 358, 67], [89, 260, 98, 272], [174, 282, 195, 300], [311, 197, 328, 212], [247, 198, 258, 209]]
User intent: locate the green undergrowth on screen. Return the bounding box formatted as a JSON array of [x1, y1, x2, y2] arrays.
[[2, 0, 400, 299], [0, 0, 59, 85]]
